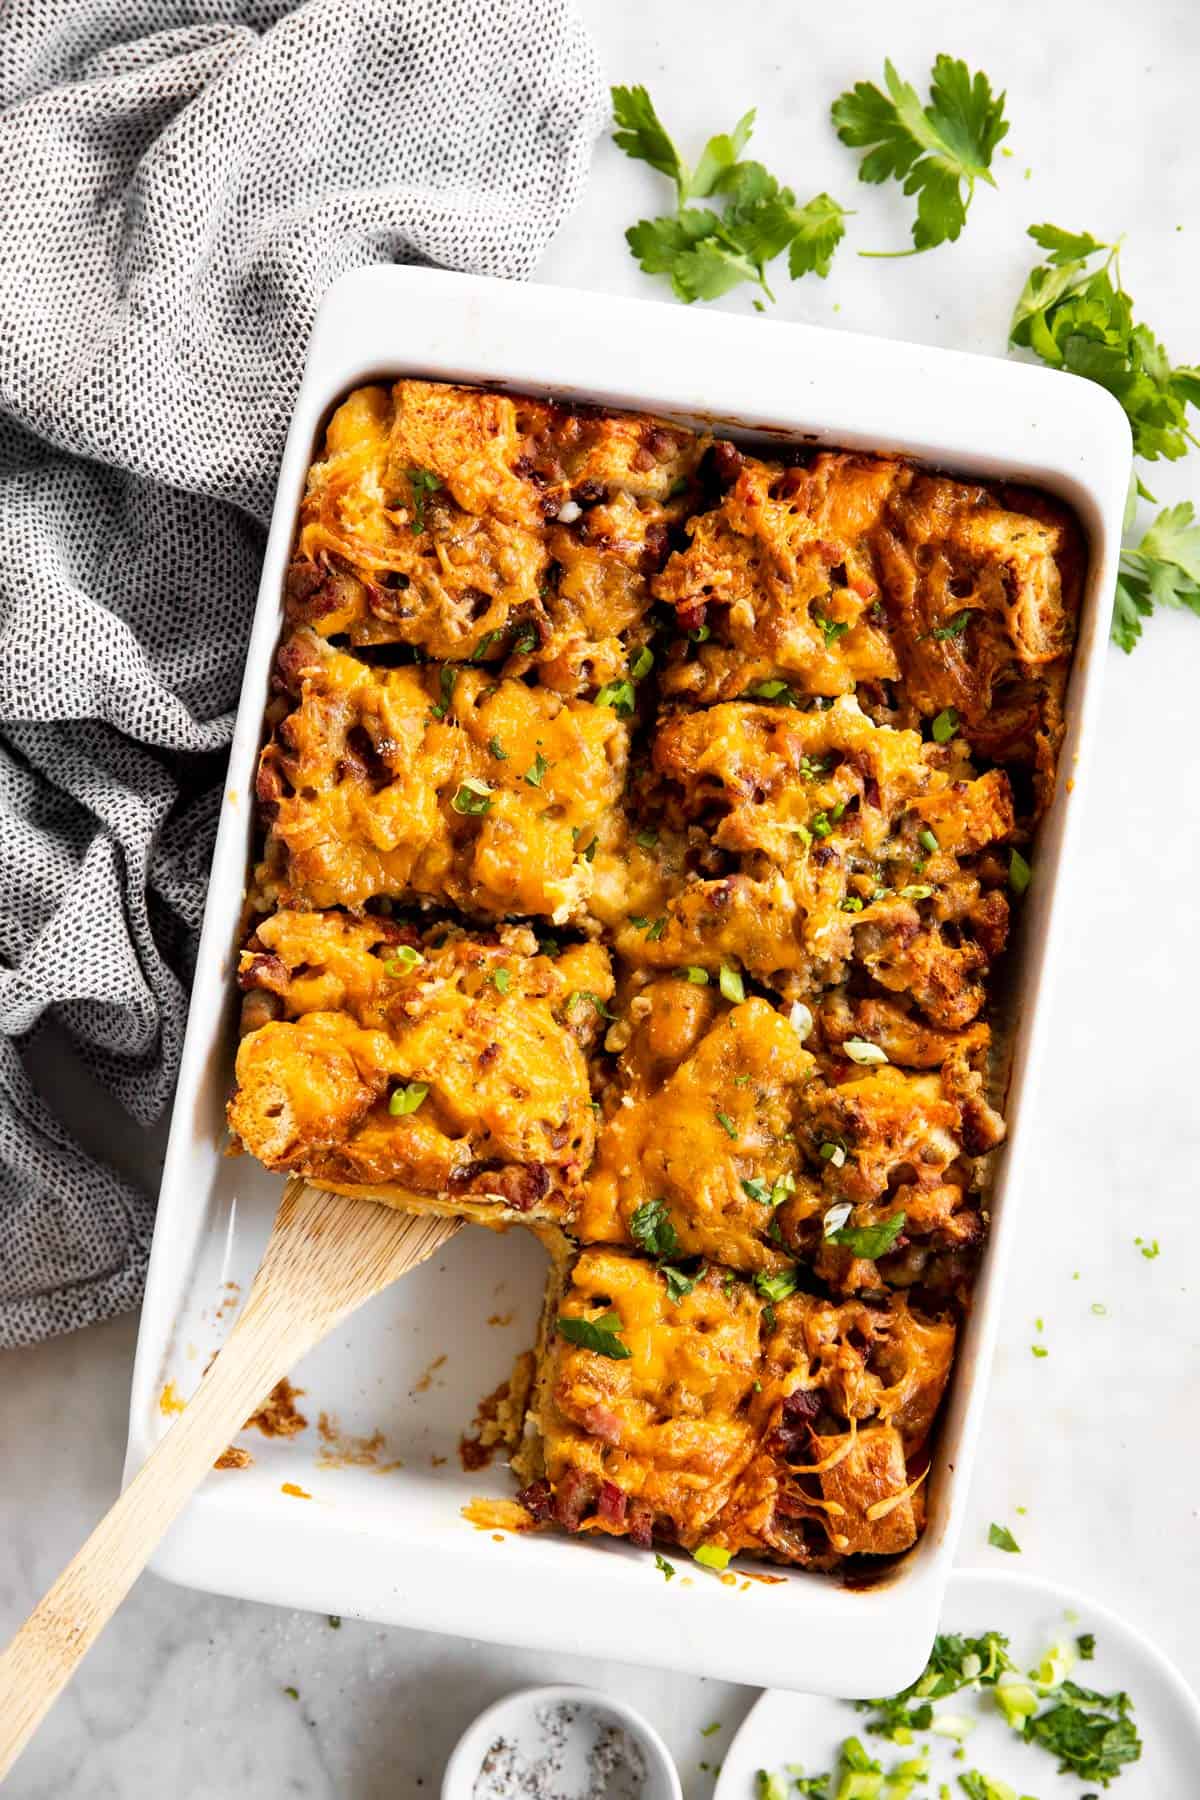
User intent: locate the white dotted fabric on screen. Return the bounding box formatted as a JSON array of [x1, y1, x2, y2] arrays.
[[0, 0, 607, 1345]]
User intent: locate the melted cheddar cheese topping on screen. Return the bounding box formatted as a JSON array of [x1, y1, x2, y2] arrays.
[[228, 379, 1083, 1574]]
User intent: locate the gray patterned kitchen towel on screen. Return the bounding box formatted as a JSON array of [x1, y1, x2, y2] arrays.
[[0, 0, 606, 1346]]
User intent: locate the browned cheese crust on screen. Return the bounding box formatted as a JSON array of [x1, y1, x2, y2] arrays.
[[513, 1246, 955, 1564]]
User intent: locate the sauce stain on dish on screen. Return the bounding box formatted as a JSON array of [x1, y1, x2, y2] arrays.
[[158, 1380, 186, 1417], [247, 1377, 308, 1438], [411, 1352, 447, 1394], [281, 1482, 311, 1500], [461, 1498, 532, 1533], [315, 1411, 403, 1472]]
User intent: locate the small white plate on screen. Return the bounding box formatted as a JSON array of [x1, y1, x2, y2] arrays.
[[715, 1569, 1200, 1798]]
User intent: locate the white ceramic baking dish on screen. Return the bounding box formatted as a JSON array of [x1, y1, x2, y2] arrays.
[[124, 265, 1130, 1697]]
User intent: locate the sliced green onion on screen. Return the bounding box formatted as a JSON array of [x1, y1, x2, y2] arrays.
[[931, 707, 959, 744], [819, 1140, 847, 1168], [451, 778, 493, 816], [1009, 848, 1032, 894], [788, 1001, 814, 1041], [383, 945, 423, 975], [692, 1543, 731, 1571], [718, 964, 745, 1004], [900, 884, 933, 900], [630, 646, 654, 681], [918, 827, 939, 854], [683, 966, 709, 985], [715, 1110, 738, 1139], [389, 1082, 429, 1116], [822, 1201, 853, 1237], [843, 1038, 887, 1065]]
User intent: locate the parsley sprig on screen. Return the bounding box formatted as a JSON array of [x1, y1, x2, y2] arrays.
[[832, 55, 1009, 255], [1010, 225, 1200, 651], [612, 85, 848, 304], [1011, 226, 1200, 461]]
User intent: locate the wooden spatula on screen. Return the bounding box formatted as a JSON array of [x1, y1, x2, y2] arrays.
[[0, 1177, 460, 1780]]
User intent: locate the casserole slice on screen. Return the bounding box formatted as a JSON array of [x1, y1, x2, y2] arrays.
[[603, 694, 1014, 1026], [252, 628, 629, 923], [577, 975, 1002, 1286], [513, 1244, 955, 1566], [283, 377, 703, 694], [227, 910, 610, 1226]]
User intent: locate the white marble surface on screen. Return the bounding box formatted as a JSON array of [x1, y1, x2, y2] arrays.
[[3, 1, 1200, 1793]]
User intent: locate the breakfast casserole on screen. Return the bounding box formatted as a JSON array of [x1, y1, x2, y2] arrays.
[[228, 378, 1082, 1575]]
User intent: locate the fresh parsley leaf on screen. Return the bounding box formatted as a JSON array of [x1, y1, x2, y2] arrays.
[[1113, 501, 1200, 651], [523, 750, 549, 788], [488, 734, 508, 760], [557, 1311, 632, 1359], [832, 55, 1009, 254], [1077, 1632, 1097, 1660], [654, 1551, 676, 1580], [988, 1521, 1021, 1553], [630, 1197, 679, 1259], [661, 1265, 696, 1302], [406, 467, 442, 532], [828, 1211, 906, 1259], [611, 84, 690, 200], [1010, 228, 1200, 465], [613, 86, 847, 304]]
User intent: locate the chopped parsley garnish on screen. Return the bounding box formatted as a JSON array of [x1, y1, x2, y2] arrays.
[[715, 1109, 738, 1139], [388, 1081, 429, 1116], [636, 827, 659, 849], [523, 750, 549, 787], [931, 609, 972, 639], [406, 466, 443, 532], [1025, 1689, 1140, 1784], [557, 1311, 632, 1359], [661, 1265, 696, 1302], [595, 678, 636, 715], [430, 665, 457, 720], [1077, 1633, 1096, 1660], [856, 1630, 1015, 1741], [1114, 501, 1200, 652], [811, 811, 834, 838], [630, 1197, 679, 1259], [488, 735, 508, 760], [655, 1552, 676, 1580], [719, 963, 746, 1003], [612, 85, 848, 305], [832, 56, 1009, 255], [1008, 848, 1032, 894], [827, 1211, 906, 1258], [451, 777, 493, 815], [840, 895, 864, 913], [511, 624, 538, 656], [646, 915, 667, 941], [931, 706, 959, 743], [700, 1721, 721, 1737], [987, 1521, 1021, 1553]]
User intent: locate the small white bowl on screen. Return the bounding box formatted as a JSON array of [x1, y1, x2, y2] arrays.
[[442, 1683, 682, 1800]]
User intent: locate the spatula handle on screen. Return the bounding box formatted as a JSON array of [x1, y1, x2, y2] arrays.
[[0, 1286, 301, 1777]]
